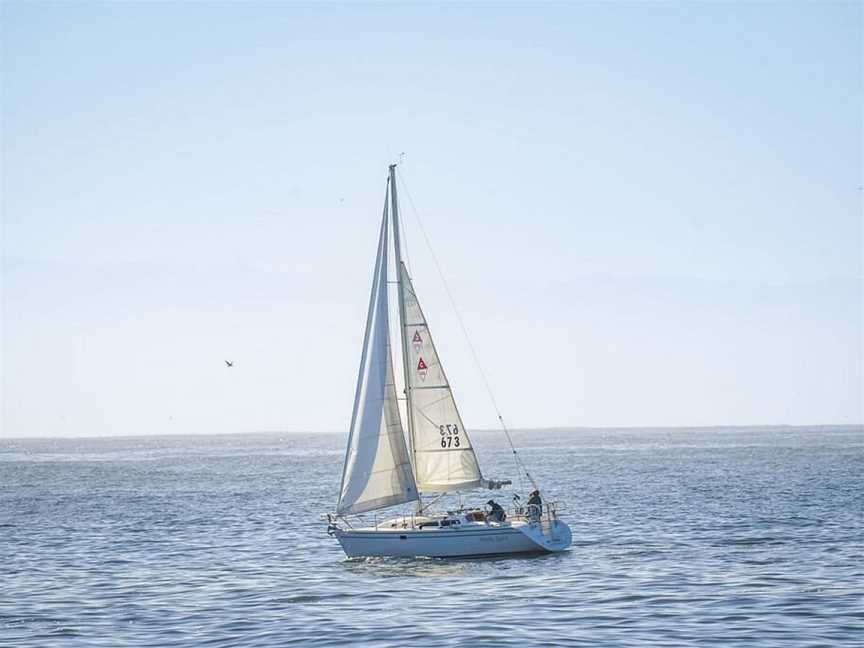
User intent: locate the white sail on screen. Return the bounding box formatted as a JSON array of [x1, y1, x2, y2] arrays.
[[337, 202, 419, 516], [399, 262, 483, 492]]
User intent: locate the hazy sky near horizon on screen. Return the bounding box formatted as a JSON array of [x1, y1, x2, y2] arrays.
[[2, 1, 862, 438]]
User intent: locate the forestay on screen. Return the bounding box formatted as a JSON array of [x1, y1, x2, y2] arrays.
[[337, 201, 419, 515], [399, 263, 483, 492]]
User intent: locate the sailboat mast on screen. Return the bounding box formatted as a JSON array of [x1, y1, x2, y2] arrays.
[[389, 164, 417, 475]]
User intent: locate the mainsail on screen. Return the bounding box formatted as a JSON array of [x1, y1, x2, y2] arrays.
[[399, 262, 483, 492], [336, 197, 419, 515]]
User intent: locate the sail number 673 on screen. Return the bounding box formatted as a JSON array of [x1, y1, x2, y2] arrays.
[[439, 424, 461, 448]]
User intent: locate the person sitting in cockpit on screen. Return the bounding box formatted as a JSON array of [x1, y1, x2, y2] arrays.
[[486, 499, 506, 523]]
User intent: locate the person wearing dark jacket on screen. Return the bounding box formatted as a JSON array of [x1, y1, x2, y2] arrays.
[[486, 499, 506, 523], [527, 490, 542, 521]]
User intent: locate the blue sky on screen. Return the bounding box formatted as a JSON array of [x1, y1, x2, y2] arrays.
[[2, 1, 861, 437]]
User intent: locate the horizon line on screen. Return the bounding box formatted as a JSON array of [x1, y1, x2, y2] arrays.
[[2, 422, 862, 442]]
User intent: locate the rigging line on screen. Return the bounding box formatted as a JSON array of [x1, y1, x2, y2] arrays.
[[397, 164, 413, 276], [403, 201, 412, 276], [396, 169, 537, 492]]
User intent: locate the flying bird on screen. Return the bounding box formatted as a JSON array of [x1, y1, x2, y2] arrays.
[[225, 360, 234, 367]]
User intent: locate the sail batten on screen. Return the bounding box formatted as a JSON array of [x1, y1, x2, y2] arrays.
[[336, 191, 419, 516]]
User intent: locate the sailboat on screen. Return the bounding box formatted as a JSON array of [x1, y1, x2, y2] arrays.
[[328, 164, 572, 558]]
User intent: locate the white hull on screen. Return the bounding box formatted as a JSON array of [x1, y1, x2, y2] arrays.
[[335, 519, 572, 558]]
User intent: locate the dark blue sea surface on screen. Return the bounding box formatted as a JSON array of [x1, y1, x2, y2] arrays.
[[1, 427, 862, 647]]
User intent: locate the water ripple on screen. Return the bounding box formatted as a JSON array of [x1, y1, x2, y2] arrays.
[[1, 427, 862, 647]]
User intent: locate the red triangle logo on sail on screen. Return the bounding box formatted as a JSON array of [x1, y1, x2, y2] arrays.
[[417, 358, 428, 371], [412, 331, 422, 344]]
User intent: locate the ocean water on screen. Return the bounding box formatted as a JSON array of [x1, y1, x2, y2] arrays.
[[1, 426, 862, 647]]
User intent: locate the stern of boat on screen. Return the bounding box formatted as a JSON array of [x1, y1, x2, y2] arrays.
[[509, 501, 573, 552], [514, 517, 572, 552]]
